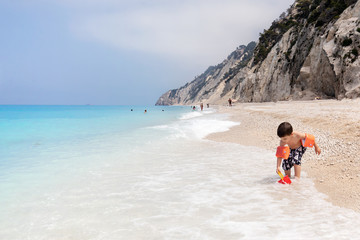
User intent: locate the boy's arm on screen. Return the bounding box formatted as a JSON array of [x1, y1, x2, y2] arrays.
[[276, 140, 284, 173], [314, 142, 321, 155], [276, 157, 282, 173], [297, 131, 321, 154], [294, 132, 321, 154]]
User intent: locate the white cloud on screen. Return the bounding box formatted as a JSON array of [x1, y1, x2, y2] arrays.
[[70, 0, 294, 64]]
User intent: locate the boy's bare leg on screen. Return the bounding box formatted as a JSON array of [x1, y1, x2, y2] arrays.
[[285, 170, 291, 178], [294, 165, 301, 179]]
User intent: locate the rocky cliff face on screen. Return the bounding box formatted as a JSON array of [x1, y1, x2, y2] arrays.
[[156, 42, 256, 105], [156, 0, 360, 105]]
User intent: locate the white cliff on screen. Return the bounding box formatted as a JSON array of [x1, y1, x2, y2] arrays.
[[156, 0, 360, 105]]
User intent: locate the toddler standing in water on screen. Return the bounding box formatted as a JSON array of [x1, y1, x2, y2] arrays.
[[276, 122, 321, 179]]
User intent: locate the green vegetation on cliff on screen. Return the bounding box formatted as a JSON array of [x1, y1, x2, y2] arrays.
[[252, 0, 358, 66]]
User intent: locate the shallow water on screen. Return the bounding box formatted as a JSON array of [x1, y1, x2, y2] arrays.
[[0, 105, 359, 239]]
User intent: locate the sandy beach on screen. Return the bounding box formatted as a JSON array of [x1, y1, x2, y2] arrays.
[[207, 99, 360, 212]]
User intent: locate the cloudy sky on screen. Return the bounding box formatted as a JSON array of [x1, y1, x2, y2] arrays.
[[0, 0, 294, 105]]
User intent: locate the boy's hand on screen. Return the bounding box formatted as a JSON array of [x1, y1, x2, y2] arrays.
[[315, 144, 321, 155]]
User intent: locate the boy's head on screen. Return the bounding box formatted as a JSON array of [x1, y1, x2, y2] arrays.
[[277, 122, 293, 138]]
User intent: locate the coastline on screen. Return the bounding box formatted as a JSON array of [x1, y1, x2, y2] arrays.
[[206, 99, 360, 212]]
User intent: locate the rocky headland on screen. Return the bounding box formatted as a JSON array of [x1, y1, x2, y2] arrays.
[[156, 0, 360, 105]]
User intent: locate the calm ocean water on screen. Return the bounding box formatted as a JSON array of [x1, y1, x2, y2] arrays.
[[1, 105, 360, 239]]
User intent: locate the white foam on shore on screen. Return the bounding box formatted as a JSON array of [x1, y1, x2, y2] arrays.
[[154, 110, 239, 139], [178, 108, 215, 120], [178, 111, 203, 120], [2, 141, 360, 240]]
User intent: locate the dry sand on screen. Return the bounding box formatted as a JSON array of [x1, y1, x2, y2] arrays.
[[206, 99, 360, 212]]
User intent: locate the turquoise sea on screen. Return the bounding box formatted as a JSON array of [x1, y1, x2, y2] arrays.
[[1, 105, 360, 239]]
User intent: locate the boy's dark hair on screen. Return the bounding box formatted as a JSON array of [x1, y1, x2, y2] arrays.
[[277, 122, 293, 137]]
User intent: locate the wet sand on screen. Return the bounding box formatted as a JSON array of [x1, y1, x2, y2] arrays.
[[206, 99, 360, 212]]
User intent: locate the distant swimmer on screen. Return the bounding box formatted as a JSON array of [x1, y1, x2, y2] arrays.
[[144, 110, 147, 113], [200, 103, 204, 111], [228, 98, 232, 106], [131, 109, 133, 111], [192, 106, 196, 110], [207, 103, 209, 108]]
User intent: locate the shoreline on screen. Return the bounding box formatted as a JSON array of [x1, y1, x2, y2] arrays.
[[206, 99, 360, 212]]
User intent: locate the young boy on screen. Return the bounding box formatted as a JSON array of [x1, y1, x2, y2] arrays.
[[276, 122, 321, 179]]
